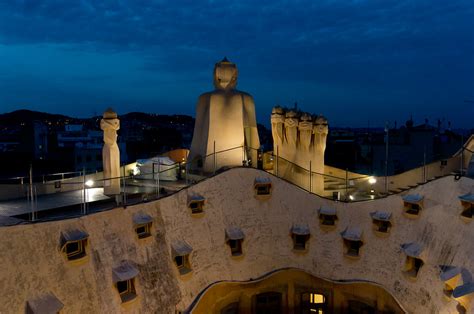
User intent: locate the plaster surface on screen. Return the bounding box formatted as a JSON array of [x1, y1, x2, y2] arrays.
[[0, 168, 472, 313]]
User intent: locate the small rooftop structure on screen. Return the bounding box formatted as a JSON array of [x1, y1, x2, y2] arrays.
[[370, 211, 392, 221], [60, 229, 89, 250], [26, 293, 64, 314], [291, 224, 310, 236], [401, 242, 424, 258], [402, 194, 424, 204], [453, 283, 474, 298], [440, 266, 472, 283], [459, 193, 474, 204], [225, 227, 245, 240], [319, 206, 336, 216], [171, 240, 193, 256], [112, 262, 139, 283], [132, 213, 153, 225], [188, 195, 205, 204], [254, 177, 271, 184], [340, 227, 362, 241]]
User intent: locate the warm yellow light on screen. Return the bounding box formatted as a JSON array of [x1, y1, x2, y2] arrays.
[[85, 180, 94, 187], [368, 177, 377, 184], [310, 293, 325, 304]]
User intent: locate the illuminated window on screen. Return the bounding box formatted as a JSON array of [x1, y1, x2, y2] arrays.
[[301, 292, 326, 313]]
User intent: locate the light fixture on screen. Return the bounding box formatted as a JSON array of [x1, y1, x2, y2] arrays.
[[349, 195, 354, 201], [85, 179, 94, 187], [368, 177, 377, 185]]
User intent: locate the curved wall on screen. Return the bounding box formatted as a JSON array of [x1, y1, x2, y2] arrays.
[[0, 168, 472, 313]]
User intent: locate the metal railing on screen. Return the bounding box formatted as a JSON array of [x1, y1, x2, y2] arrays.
[[0, 142, 471, 223]]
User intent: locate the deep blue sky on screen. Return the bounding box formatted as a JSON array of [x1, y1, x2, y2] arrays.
[[0, 0, 473, 128]]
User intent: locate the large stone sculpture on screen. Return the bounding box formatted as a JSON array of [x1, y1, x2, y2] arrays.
[[271, 107, 328, 193], [188, 58, 260, 173], [101, 108, 121, 195]]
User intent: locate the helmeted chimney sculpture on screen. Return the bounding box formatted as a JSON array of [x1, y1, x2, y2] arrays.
[[188, 58, 260, 172], [271, 107, 328, 194], [101, 108, 121, 195]]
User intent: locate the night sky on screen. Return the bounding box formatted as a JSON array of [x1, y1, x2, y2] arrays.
[[0, 0, 473, 128]]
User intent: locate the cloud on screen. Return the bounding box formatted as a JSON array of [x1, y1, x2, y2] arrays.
[[0, 0, 473, 126]]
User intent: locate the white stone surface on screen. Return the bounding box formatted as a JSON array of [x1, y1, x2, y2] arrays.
[[0, 168, 473, 313], [100, 108, 121, 195], [188, 58, 260, 172], [271, 107, 328, 194]]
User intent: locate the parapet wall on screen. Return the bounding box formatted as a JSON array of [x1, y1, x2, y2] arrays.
[[0, 168, 472, 313]]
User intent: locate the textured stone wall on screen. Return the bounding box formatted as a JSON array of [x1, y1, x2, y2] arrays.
[[0, 168, 472, 313], [0, 201, 180, 314], [159, 168, 473, 313]]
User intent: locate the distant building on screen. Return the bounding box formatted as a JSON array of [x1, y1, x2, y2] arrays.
[[57, 124, 127, 172]]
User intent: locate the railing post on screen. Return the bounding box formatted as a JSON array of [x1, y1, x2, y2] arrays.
[[309, 161, 312, 193], [276, 145, 279, 177], [345, 168, 348, 201], [122, 164, 127, 207], [185, 162, 188, 185], [29, 164, 34, 221], [82, 167, 86, 215], [213, 141, 216, 174]]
